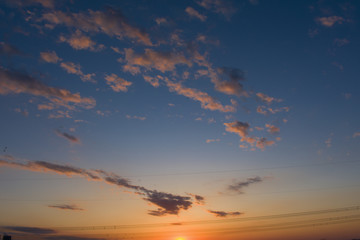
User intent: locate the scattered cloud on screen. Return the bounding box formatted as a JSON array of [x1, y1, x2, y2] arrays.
[[265, 124, 280, 134], [197, 0, 237, 19], [14, 108, 29, 117], [40, 51, 62, 63], [214, 67, 248, 97], [256, 92, 282, 104], [41, 7, 152, 45], [104, 74, 132, 92], [55, 130, 80, 144], [207, 210, 243, 217], [45, 236, 106, 240], [155, 17, 167, 25], [187, 193, 205, 205], [0, 156, 197, 216], [353, 132, 360, 138], [165, 78, 236, 113], [228, 176, 263, 194], [185, 7, 207, 22], [48, 204, 84, 211], [126, 115, 146, 121], [206, 138, 220, 143], [4, 226, 56, 234], [0, 68, 96, 111], [59, 30, 104, 51], [143, 75, 160, 88], [316, 16, 345, 27], [334, 38, 349, 47], [60, 62, 96, 83], [4, 0, 55, 9], [0, 42, 24, 56], [124, 48, 191, 73]]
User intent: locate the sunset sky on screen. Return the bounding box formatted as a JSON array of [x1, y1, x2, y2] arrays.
[[0, 0, 360, 240]]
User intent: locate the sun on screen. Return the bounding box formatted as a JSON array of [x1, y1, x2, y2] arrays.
[[175, 237, 186, 240]]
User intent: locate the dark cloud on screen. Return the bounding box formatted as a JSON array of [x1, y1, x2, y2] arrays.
[[228, 176, 263, 194], [48, 204, 84, 211], [0, 157, 196, 216], [55, 130, 80, 144], [45, 236, 106, 240], [5, 226, 56, 234], [0, 42, 24, 56], [207, 210, 243, 218], [216, 67, 247, 97], [187, 193, 206, 205]]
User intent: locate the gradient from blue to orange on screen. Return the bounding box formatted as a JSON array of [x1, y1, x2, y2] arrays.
[[0, 0, 359, 240]]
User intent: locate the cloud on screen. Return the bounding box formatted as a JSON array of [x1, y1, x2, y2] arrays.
[[207, 210, 243, 217], [255, 137, 275, 150], [334, 38, 349, 47], [265, 124, 280, 134], [41, 7, 152, 45], [185, 7, 207, 22], [4, 226, 56, 234], [197, 0, 236, 19], [228, 176, 263, 194], [0, 42, 24, 56], [257, 105, 289, 115], [187, 193, 206, 205], [40, 51, 62, 63], [59, 30, 104, 51], [124, 48, 191, 73], [164, 78, 236, 112], [256, 92, 282, 104], [143, 75, 160, 88], [206, 138, 220, 143], [224, 121, 250, 139], [353, 132, 360, 138], [45, 236, 106, 240], [104, 74, 132, 92], [316, 16, 345, 27], [48, 204, 84, 211], [55, 130, 80, 144], [14, 108, 29, 117], [0, 157, 197, 216], [60, 62, 96, 83], [0, 68, 96, 110], [4, 0, 55, 8], [155, 17, 167, 25], [126, 115, 146, 121]]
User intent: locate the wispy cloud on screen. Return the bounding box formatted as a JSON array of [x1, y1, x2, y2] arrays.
[[0, 156, 203, 216], [206, 138, 220, 143], [256, 92, 282, 104], [197, 0, 237, 19], [353, 132, 360, 138], [316, 16, 346, 27], [185, 7, 207, 22], [55, 130, 80, 144], [228, 176, 263, 194], [207, 210, 243, 217], [105, 74, 132, 92], [41, 7, 152, 45], [48, 204, 84, 211], [0, 42, 24, 56], [124, 48, 191, 73], [126, 115, 146, 121], [0, 68, 96, 111], [4, 226, 56, 234], [60, 62, 96, 83], [265, 124, 280, 134]]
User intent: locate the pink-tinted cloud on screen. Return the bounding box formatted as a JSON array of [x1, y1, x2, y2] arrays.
[[59, 30, 104, 51], [164, 78, 236, 113], [143, 75, 160, 88], [255, 137, 275, 150], [206, 138, 220, 143], [316, 16, 345, 27], [185, 7, 207, 22], [60, 62, 96, 83], [197, 0, 236, 19], [124, 48, 191, 73], [41, 7, 152, 45], [265, 124, 280, 134], [256, 92, 282, 104], [40, 51, 62, 63], [0, 68, 96, 110], [104, 74, 132, 92]]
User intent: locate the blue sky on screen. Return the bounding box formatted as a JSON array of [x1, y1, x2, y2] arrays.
[[0, 1, 360, 240]]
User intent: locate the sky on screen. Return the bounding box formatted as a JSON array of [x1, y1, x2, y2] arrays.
[[0, 0, 360, 240]]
